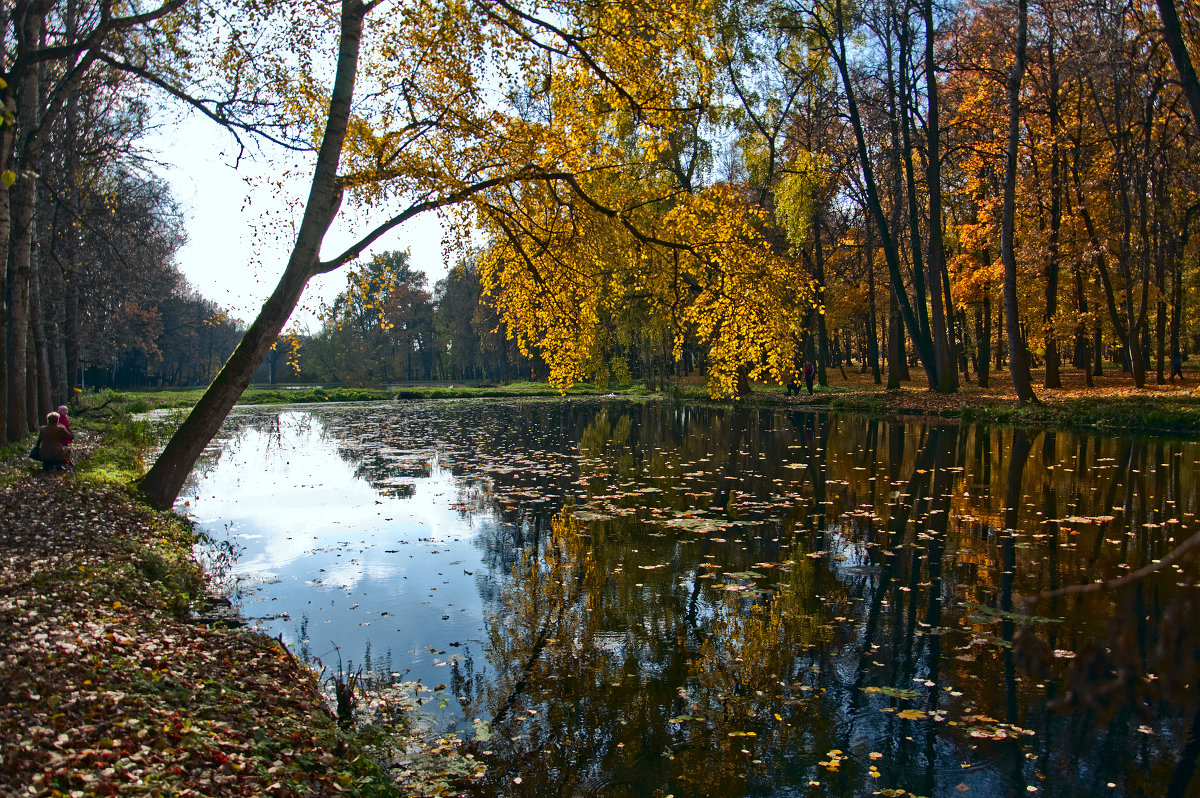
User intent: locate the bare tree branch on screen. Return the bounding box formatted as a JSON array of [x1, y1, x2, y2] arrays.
[[95, 52, 313, 154]]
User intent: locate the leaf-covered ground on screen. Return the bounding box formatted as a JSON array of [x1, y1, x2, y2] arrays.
[[0, 458, 395, 796], [773, 369, 1200, 436]]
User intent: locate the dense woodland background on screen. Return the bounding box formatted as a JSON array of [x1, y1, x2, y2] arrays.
[[5, 0, 1200, 442]]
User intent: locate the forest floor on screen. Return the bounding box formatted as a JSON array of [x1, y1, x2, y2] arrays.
[[0, 433, 478, 797]]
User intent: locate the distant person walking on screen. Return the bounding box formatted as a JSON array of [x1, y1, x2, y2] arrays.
[[36, 411, 73, 473], [803, 360, 816, 395], [1171, 353, 1185, 382]]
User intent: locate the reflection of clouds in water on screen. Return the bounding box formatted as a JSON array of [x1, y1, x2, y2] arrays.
[[184, 400, 1200, 797], [317, 561, 371, 590], [186, 408, 487, 588]]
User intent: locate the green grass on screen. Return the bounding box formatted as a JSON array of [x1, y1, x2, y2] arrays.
[[71, 381, 652, 415], [67, 379, 1200, 439], [822, 390, 1200, 437], [76, 415, 161, 484]]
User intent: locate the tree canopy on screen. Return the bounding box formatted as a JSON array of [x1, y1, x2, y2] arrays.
[[4, 0, 1200, 506]]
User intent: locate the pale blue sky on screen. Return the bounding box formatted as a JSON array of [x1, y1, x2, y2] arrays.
[[149, 113, 450, 331]]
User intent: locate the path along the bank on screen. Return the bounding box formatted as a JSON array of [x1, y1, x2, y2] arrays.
[[0, 454, 378, 796]]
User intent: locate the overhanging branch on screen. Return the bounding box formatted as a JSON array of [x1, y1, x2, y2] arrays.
[[95, 53, 312, 155]]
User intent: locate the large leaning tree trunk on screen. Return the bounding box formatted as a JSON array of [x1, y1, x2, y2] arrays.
[[137, 0, 370, 510], [1001, 0, 1037, 403]]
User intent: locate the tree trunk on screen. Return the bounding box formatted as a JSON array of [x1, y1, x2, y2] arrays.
[[979, 267, 991, 388], [25, 329, 37, 429], [65, 272, 79, 393], [5, 8, 44, 440], [1124, 282, 1145, 387], [1043, 10, 1063, 389], [30, 222, 52, 418], [7, 169, 36, 439], [1073, 262, 1094, 387], [1156, 299, 1166, 384], [887, 286, 904, 389], [1043, 154, 1061, 388], [1001, 0, 1036, 403], [813, 211, 829, 387], [1155, 179, 1168, 385], [866, 220, 881, 384], [921, 0, 957, 393], [138, 0, 369, 510], [957, 309, 969, 375], [1157, 0, 1200, 142], [1171, 239, 1184, 374], [996, 301, 1005, 370], [975, 303, 988, 388], [0, 2, 20, 442], [898, 10, 931, 347]]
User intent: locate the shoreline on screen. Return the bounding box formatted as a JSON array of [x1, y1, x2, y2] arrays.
[[0, 429, 478, 797], [4, 376, 1197, 794], [115, 370, 1200, 439]]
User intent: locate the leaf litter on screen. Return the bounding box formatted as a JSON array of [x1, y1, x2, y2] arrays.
[[0, 470, 473, 796]]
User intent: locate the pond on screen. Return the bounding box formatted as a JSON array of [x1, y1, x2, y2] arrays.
[[183, 398, 1200, 797]]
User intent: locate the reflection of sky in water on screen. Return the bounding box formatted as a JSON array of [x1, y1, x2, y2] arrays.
[[183, 409, 494, 714], [178, 402, 1200, 797]]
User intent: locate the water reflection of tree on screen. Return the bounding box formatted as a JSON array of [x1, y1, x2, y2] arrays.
[[454, 509, 840, 796], [465, 406, 1200, 795], [195, 402, 1200, 795]]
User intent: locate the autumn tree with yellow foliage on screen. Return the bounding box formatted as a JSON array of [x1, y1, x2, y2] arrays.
[[0, 0, 1156, 507], [135, 0, 822, 508]]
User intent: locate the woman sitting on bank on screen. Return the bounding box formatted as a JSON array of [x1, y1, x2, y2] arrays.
[[37, 411, 73, 473]]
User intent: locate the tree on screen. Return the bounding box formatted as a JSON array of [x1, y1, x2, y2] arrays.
[[434, 261, 485, 381], [1001, 0, 1038, 402], [311, 250, 436, 383], [797, 0, 960, 392], [140, 0, 376, 508], [2, 0, 188, 439], [140, 0, 803, 507]]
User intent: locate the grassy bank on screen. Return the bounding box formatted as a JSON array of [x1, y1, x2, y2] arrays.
[[72, 368, 1200, 442], [819, 380, 1200, 437], [0, 414, 480, 797], [83, 380, 648, 414]]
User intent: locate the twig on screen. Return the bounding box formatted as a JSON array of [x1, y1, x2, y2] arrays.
[[75, 397, 118, 417]]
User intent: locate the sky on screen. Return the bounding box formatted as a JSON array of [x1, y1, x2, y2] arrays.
[[148, 111, 451, 331]]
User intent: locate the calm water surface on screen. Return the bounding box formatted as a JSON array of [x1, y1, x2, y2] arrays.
[[183, 399, 1200, 797]]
